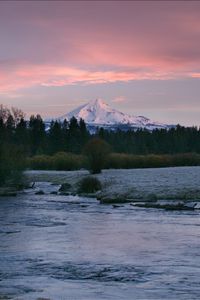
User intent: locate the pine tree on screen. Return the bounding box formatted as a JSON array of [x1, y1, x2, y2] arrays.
[[29, 115, 46, 155], [48, 121, 63, 154]]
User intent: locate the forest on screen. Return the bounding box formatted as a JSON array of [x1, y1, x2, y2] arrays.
[[1, 105, 200, 155], [1, 104, 200, 184]]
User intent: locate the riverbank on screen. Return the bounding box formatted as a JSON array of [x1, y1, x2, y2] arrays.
[[24, 166, 200, 209]]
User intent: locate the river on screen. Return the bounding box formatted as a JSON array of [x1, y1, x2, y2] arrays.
[[0, 183, 200, 299]]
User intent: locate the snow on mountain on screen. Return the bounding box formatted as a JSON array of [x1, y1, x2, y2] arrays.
[[58, 99, 170, 131]]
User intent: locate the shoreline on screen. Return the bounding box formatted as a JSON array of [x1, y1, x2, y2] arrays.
[[22, 166, 200, 210]]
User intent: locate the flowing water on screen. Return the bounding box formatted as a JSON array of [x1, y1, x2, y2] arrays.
[[0, 183, 200, 299]]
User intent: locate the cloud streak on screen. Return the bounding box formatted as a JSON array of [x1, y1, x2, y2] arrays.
[[112, 96, 126, 103], [0, 63, 198, 95]]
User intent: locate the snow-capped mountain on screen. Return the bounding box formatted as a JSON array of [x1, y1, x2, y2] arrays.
[[58, 99, 170, 131]]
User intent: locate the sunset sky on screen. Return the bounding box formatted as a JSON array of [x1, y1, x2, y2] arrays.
[[0, 1, 200, 125]]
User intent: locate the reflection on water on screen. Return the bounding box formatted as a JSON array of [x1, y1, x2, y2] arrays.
[[0, 187, 200, 299]]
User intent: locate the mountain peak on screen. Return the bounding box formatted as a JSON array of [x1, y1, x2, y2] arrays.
[[88, 98, 105, 106], [86, 98, 110, 111], [59, 99, 169, 130]]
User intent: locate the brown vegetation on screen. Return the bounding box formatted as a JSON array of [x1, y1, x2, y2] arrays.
[[83, 138, 111, 173]]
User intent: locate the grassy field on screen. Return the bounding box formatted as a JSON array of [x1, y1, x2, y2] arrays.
[[25, 166, 200, 203]]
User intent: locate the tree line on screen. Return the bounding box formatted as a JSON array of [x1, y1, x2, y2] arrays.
[[1, 104, 200, 184], [1, 105, 200, 156]]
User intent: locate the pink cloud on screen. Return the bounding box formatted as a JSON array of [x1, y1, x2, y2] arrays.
[[112, 96, 126, 103], [1, 61, 200, 95], [0, 63, 186, 94], [190, 73, 200, 78], [0, 1, 200, 94]]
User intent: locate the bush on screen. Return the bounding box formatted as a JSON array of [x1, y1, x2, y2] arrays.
[[106, 153, 200, 169], [52, 152, 87, 170], [0, 145, 25, 187], [78, 176, 102, 193], [27, 155, 53, 170], [28, 152, 88, 170], [27, 152, 200, 171], [171, 153, 200, 166], [83, 138, 111, 174]]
